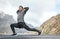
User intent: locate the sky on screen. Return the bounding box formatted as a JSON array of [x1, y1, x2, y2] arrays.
[[0, 0, 60, 27]]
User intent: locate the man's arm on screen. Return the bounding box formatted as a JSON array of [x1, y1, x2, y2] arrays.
[[24, 7, 29, 12], [16, 10, 19, 14]]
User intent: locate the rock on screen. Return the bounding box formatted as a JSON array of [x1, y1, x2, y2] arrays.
[[39, 14, 60, 35]]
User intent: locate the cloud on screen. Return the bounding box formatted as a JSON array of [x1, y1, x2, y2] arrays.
[[23, 0, 57, 27], [0, 12, 15, 34], [56, 0, 60, 4], [0, 0, 57, 27]]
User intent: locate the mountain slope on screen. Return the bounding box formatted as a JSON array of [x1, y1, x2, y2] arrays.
[[39, 14, 60, 35]]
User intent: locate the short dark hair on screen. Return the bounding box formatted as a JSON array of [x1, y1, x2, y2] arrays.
[[19, 5, 23, 8]]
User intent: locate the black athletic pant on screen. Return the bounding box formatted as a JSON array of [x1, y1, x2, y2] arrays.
[[10, 22, 40, 34]]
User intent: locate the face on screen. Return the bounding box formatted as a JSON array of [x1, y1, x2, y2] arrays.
[[19, 7, 23, 12]]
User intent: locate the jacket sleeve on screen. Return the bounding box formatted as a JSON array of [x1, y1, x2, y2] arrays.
[[16, 10, 19, 14], [24, 7, 29, 12]]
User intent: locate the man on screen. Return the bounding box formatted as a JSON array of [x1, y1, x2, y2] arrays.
[[10, 5, 41, 36]]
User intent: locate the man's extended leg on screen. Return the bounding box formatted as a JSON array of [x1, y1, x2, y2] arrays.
[[10, 23, 19, 35], [22, 22, 41, 35]]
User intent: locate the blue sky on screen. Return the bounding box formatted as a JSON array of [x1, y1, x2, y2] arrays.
[[57, 4, 60, 13], [56, 0, 60, 14], [0, 0, 60, 27]]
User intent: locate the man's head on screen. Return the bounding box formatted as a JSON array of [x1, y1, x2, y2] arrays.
[[19, 5, 23, 12]]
